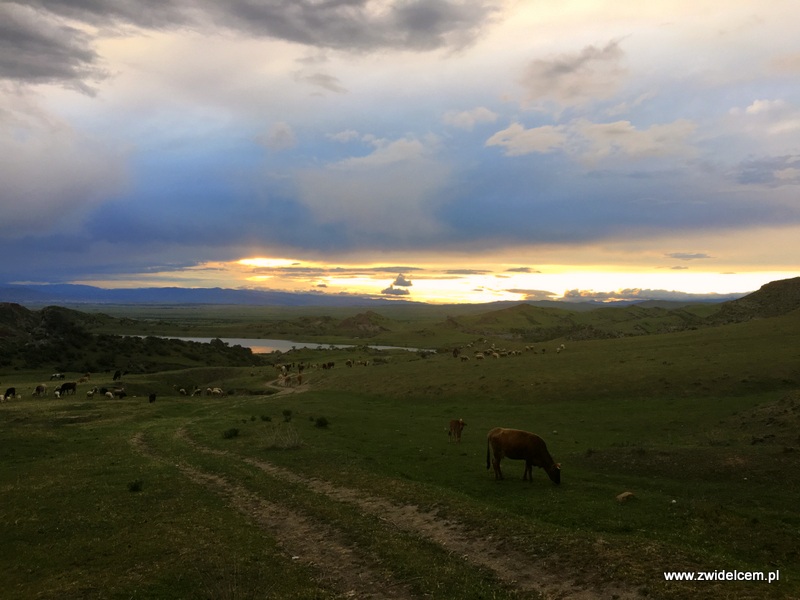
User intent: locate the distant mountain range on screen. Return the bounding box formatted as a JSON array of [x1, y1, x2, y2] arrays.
[[0, 284, 411, 307], [0, 282, 749, 308]]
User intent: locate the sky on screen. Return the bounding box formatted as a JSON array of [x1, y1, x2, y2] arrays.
[[1, 0, 799, 304]]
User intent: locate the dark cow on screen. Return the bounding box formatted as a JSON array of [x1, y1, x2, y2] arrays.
[[4, 387, 16, 399], [57, 382, 77, 396], [448, 418, 466, 443], [34, 384, 47, 397], [486, 427, 561, 484]]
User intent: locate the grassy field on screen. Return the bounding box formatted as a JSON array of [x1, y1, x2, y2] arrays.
[[1, 308, 799, 599]]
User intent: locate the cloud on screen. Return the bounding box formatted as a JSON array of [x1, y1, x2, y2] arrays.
[[443, 107, 498, 130], [381, 285, 410, 296], [485, 123, 568, 156], [730, 98, 800, 136], [506, 288, 557, 301], [257, 122, 297, 151], [665, 253, 712, 261], [2, 1, 503, 93], [486, 118, 695, 161], [0, 3, 104, 92], [293, 134, 451, 245], [334, 136, 430, 169], [392, 274, 413, 287], [380, 273, 413, 296], [735, 155, 800, 186], [295, 72, 348, 94], [446, 269, 490, 275], [572, 119, 695, 161], [520, 39, 627, 110], [562, 288, 743, 303], [0, 89, 128, 237]]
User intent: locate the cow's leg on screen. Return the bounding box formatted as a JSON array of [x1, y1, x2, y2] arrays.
[[492, 458, 503, 480], [523, 461, 532, 481]]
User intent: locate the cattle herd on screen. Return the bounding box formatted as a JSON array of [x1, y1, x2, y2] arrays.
[[2, 369, 562, 485], [1, 373, 132, 402]]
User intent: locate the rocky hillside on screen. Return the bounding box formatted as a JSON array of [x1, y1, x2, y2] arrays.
[[0, 303, 261, 372], [709, 277, 800, 323]]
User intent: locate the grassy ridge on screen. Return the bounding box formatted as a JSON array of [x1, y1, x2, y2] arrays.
[[1, 308, 799, 598]]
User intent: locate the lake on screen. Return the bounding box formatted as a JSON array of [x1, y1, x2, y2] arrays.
[[166, 336, 426, 354]]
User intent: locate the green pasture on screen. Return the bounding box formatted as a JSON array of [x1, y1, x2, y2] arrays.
[[1, 309, 799, 599]]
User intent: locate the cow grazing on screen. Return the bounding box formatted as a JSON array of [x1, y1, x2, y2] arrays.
[[448, 418, 466, 443], [57, 382, 77, 396], [4, 387, 16, 399], [486, 427, 561, 484]]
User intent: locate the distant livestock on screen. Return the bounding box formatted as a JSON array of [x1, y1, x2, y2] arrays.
[[4, 387, 16, 399], [486, 427, 561, 485], [50, 373, 65, 380], [448, 418, 466, 443], [56, 382, 77, 396], [34, 384, 47, 397]]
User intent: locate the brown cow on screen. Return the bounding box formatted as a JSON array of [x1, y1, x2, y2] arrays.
[[448, 418, 466, 443], [486, 427, 561, 484]]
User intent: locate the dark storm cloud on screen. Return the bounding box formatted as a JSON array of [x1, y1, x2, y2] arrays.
[[209, 0, 502, 52], [0, 3, 103, 89], [3, 0, 501, 88]]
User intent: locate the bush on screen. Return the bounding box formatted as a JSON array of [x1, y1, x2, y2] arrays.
[[282, 409, 293, 423], [127, 479, 144, 493], [261, 415, 271, 422], [223, 428, 240, 439], [314, 417, 329, 429]]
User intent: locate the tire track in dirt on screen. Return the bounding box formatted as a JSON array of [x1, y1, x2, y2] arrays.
[[176, 428, 643, 600], [130, 432, 417, 600]]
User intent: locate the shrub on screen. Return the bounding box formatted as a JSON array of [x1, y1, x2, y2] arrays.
[[127, 479, 144, 493], [261, 415, 271, 422], [282, 409, 293, 423], [314, 417, 329, 429], [223, 428, 240, 439]]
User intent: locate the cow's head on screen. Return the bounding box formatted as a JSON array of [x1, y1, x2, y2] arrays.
[[547, 463, 561, 485]]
